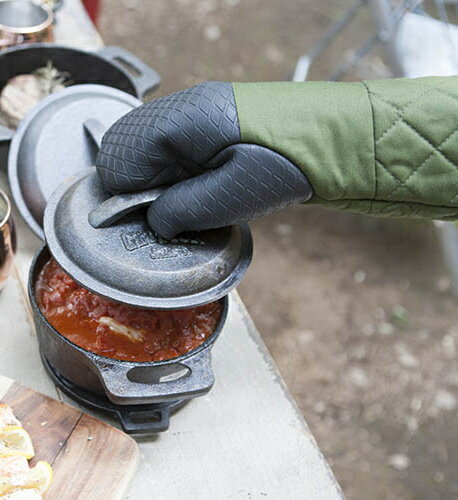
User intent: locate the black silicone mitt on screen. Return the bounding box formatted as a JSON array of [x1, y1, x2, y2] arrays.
[[96, 81, 312, 239]]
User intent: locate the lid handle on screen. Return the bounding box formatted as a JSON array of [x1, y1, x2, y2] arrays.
[[88, 187, 164, 228], [96, 46, 161, 99], [83, 118, 165, 229], [83, 118, 106, 150]]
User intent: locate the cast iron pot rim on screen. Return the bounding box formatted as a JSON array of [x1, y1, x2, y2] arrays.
[[0, 42, 114, 63], [29, 245, 229, 368]]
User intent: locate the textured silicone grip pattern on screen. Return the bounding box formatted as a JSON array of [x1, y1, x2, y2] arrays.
[[147, 144, 313, 239], [96, 82, 240, 192]]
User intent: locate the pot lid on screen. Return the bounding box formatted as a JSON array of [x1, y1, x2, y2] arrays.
[[44, 171, 253, 309], [8, 84, 141, 239]]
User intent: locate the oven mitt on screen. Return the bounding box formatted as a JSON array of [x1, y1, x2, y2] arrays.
[[96, 77, 458, 239]]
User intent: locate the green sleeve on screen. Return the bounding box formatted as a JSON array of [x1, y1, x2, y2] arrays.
[[232, 77, 458, 220]]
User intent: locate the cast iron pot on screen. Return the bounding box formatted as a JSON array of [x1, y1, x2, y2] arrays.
[[0, 43, 160, 99], [29, 246, 228, 407]]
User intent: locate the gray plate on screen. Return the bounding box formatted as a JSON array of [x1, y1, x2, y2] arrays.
[[8, 84, 141, 239], [44, 171, 253, 309]]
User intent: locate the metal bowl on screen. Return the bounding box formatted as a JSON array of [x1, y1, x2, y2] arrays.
[[0, 0, 51, 29], [29, 246, 228, 406], [0, 1, 53, 49]]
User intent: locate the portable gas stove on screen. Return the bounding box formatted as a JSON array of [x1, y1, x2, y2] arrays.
[[42, 353, 188, 434]]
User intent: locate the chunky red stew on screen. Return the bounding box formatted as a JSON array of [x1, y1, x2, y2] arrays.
[[36, 259, 222, 362]]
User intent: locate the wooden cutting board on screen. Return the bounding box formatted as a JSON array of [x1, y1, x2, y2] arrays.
[[0, 374, 139, 499]]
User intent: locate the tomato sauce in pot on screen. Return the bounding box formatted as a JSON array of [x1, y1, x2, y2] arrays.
[[35, 259, 223, 362]]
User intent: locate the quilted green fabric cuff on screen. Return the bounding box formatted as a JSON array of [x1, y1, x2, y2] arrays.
[[233, 78, 458, 220]]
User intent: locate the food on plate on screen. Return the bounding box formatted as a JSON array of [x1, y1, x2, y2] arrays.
[[1, 489, 41, 499], [0, 461, 52, 496], [0, 62, 70, 129], [36, 258, 223, 362], [0, 456, 29, 477], [0, 428, 34, 460], [0, 407, 19, 429], [0, 405, 52, 498]]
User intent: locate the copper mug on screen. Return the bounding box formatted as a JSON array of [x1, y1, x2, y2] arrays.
[[0, 189, 16, 291], [0, 0, 53, 50]]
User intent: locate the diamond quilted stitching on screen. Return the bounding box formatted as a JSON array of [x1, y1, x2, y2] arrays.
[[367, 77, 436, 109], [364, 77, 458, 206], [375, 160, 417, 197], [398, 155, 457, 205], [375, 120, 434, 198], [372, 87, 438, 144], [369, 97, 399, 140], [403, 90, 458, 147], [367, 80, 438, 141], [382, 114, 458, 202], [440, 130, 458, 167], [400, 139, 458, 204]]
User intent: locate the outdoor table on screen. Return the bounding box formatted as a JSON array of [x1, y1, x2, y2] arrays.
[[0, 1, 342, 498]]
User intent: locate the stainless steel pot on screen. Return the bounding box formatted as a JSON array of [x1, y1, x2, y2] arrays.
[[29, 246, 228, 406], [0, 1, 53, 49]]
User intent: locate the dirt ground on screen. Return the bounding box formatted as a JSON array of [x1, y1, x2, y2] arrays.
[[99, 1, 458, 498]]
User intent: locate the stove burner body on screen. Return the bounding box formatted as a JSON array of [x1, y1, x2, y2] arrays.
[[42, 354, 187, 434]]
